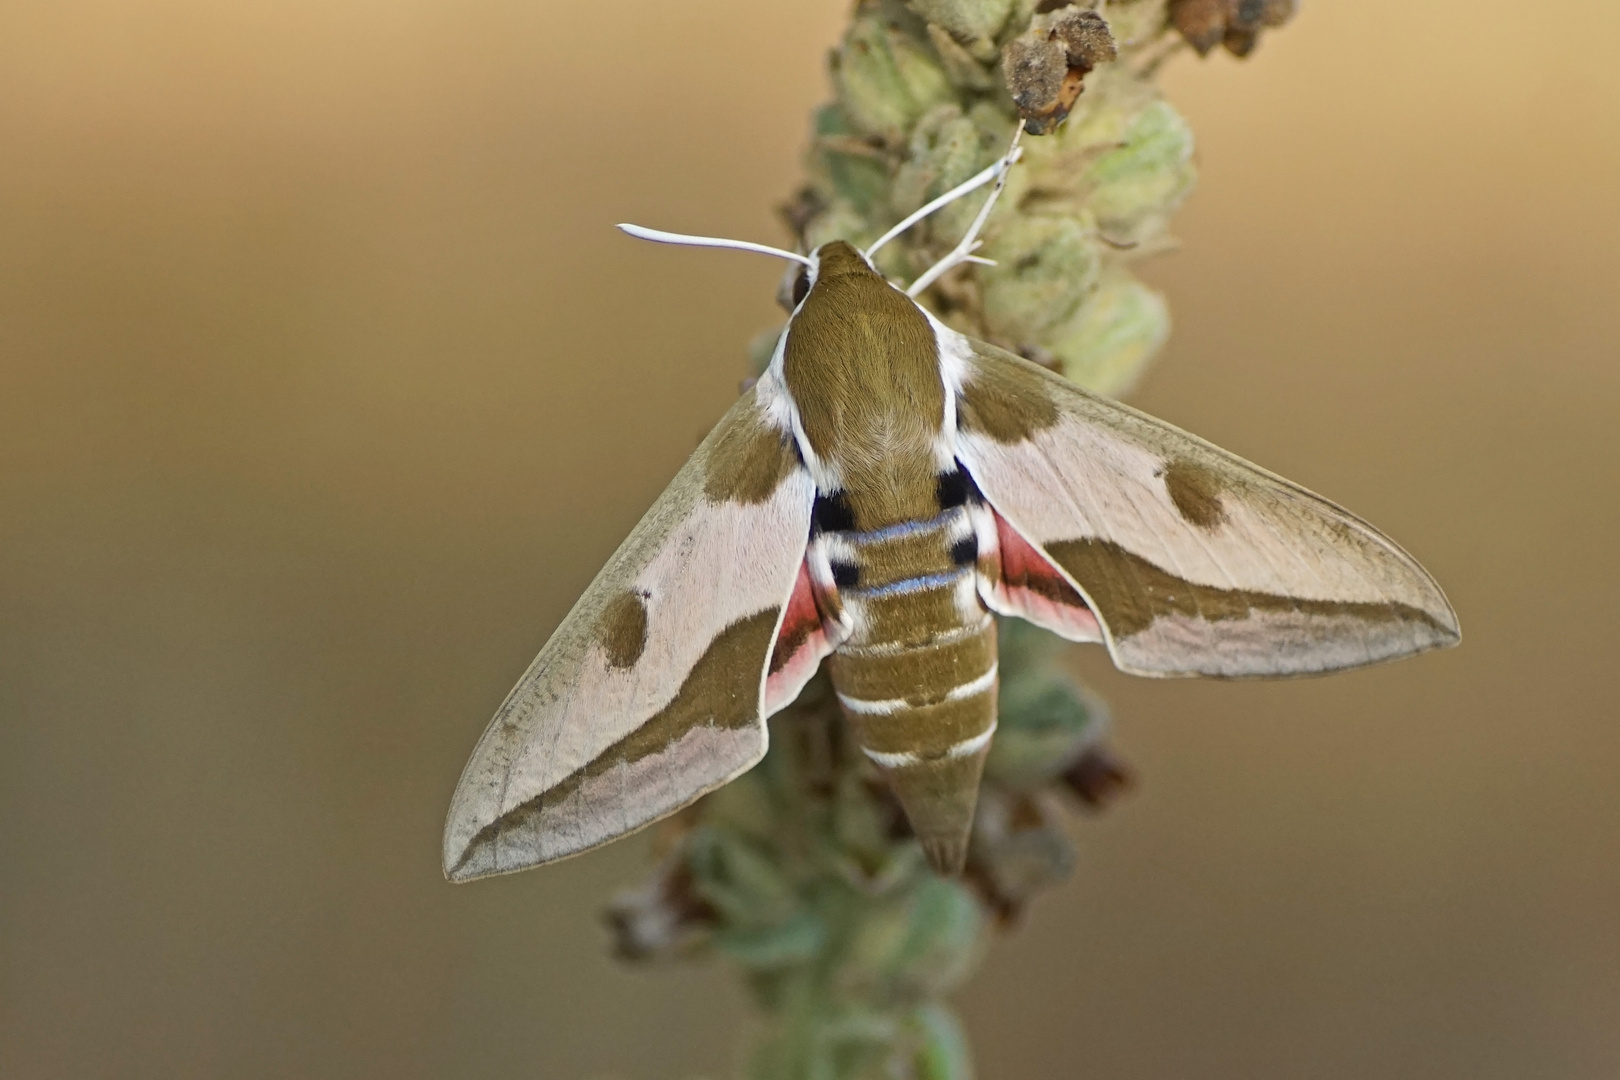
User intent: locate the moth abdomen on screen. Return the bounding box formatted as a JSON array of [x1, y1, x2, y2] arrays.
[[811, 497, 1000, 875], [829, 617, 998, 876]]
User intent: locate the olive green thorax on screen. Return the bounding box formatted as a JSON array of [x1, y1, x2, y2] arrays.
[[782, 241, 945, 530]]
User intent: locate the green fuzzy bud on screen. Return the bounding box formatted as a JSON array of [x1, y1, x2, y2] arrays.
[[905, 1003, 974, 1080], [987, 617, 1113, 790], [986, 668, 1111, 789], [834, 13, 955, 140], [979, 214, 1101, 339], [1072, 95, 1196, 242], [1045, 265, 1170, 395], [686, 827, 798, 928], [811, 104, 893, 215], [906, 0, 1015, 61], [746, 1004, 899, 1080], [890, 105, 996, 247], [924, 24, 995, 91], [843, 877, 983, 998], [714, 910, 829, 970], [803, 197, 874, 253]]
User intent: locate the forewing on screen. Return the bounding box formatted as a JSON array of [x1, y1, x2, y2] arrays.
[[444, 382, 814, 880], [953, 337, 1459, 677]]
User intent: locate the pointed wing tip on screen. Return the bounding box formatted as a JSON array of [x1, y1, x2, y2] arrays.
[[442, 784, 531, 883], [441, 821, 481, 883], [440, 827, 542, 884], [441, 798, 548, 883], [1102, 601, 1462, 680]]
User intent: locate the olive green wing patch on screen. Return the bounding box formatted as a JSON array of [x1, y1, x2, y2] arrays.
[[954, 339, 1459, 677], [444, 384, 815, 880]]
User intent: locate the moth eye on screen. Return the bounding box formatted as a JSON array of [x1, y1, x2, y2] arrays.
[[791, 268, 811, 307]]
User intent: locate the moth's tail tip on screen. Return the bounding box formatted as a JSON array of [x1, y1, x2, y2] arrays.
[[919, 835, 970, 877]]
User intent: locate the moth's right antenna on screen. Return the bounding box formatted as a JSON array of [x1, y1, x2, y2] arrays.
[[905, 122, 1026, 297], [864, 123, 1025, 261]]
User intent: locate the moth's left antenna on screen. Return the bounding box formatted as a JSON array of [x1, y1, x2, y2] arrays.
[[617, 224, 813, 267]]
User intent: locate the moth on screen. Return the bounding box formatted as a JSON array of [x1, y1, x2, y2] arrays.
[[443, 136, 1458, 881]]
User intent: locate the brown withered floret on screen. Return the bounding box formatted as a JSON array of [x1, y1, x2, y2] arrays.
[[1061, 744, 1136, 809], [1169, 0, 1296, 58], [603, 852, 718, 961], [964, 789, 1076, 924], [1002, 3, 1117, 135]]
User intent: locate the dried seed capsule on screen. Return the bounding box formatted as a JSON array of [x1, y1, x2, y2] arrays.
[[1061, 745, 1136, 809], [1169, 0, 1298, 58], [603, 854, 717, 961], [965, 789, 1076, 923], [1223, 24, 1260, 57], [1001, 4, 1117, 135], [1261, 0, 1298, 27], [1003, 33, 1070, 130], [1169, 0, 1230, 55], [1047, 4, 1117, 70]]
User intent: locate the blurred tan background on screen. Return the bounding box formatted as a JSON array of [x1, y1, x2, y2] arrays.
[[3, 1, 1617, 1077]]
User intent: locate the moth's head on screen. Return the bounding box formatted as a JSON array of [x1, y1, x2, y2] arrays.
[[785, 240, 887, 309], [618, 126, 1024, 321], [811, 240, 879, 281], [612, 225, 901, 317]]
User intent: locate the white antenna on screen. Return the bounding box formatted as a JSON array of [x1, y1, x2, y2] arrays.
[[864, 123, 1026, 262], [906, 122, 1027, 298], [616, 223, 813, 267]]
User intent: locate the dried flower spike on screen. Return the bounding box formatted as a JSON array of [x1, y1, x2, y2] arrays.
[[597, 2, 1305, 1074]]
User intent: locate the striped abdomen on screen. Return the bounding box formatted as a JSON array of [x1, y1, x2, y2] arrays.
[[811, 479, 996, 874]]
